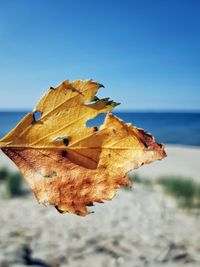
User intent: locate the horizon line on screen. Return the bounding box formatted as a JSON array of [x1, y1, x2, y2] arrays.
[[0, 108, 200, 113]]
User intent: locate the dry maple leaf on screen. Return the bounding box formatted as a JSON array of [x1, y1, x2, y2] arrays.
[[0, 80, 166, 216]]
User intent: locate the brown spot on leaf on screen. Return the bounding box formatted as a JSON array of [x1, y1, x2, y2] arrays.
[[93, 126, 98, 132], [43, 171, 57, 178], [75, 210, 82, 216], [61, 150, 67, 157], [63, 138, 69, 146], [55, 205, 64, 213], [85, 201, 94, 206]]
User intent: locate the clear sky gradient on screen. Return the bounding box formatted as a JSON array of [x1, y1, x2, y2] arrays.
[[0, 0, 199, 110]]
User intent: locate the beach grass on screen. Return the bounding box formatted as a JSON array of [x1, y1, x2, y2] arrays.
[[6, 172, 23, 197], [0, 167, 9, 181], [0, 168, 24, 197], [128, 172, 200, 209], [157, 176, 200, 209], [1, 166, 200, 209], [128, 173, 142, 183], [128, 173, 153, 190]]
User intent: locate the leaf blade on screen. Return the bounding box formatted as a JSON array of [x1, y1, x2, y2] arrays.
[[0, 79, 166, 216]]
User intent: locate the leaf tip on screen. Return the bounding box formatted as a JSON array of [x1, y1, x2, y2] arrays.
[[98, 83, 105, 88]]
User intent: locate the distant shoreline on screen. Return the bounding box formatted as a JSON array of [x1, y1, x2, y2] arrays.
[[0, 110, 200, 113], [1, 111, 200, 147]]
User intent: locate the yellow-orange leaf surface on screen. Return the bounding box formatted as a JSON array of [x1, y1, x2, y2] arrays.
[[0, 80, 166, 216]]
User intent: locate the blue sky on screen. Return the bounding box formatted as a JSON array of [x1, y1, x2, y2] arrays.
[[0, 0, 199, 110]]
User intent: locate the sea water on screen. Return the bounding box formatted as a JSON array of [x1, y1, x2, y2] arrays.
[[0, 111, 199, 146]]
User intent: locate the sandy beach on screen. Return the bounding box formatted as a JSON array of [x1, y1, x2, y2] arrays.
[[0, 145, 200, 267], [135, 145, 200, 181]]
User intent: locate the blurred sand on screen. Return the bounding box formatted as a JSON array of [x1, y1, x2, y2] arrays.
[[136, 145, 200, 181], [0, 145, 200, 267]]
